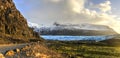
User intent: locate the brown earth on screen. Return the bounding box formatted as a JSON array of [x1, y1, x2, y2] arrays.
[[0, 42, 63, 58]]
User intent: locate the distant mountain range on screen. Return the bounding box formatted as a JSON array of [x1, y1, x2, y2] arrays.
[[29, 22, 118, 36]]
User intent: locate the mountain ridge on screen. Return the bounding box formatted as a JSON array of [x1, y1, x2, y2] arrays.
[[29, 22, 117, 36]]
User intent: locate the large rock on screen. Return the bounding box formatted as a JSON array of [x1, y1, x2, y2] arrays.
[[0, 53, 5, 58], [0, 0, 43, 44], [5, 50, 15, 56]]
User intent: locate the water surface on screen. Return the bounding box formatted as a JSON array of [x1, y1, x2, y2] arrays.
[[41, 35, 114, 41]]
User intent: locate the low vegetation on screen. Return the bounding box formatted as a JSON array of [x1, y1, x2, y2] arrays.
[[47, 40, 120, 58]]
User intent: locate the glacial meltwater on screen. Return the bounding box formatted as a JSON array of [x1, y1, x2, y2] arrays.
[[41, 35, 114, 41]]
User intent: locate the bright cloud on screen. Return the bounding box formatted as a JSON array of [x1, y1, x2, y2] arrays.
[[14, 0, 120, 33], [69, 0, 86, 13], [98, 0, 111, 12], [51, 0, 60, 2]]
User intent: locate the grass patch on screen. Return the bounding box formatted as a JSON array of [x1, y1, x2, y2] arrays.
[[47, 40, 120, 58]]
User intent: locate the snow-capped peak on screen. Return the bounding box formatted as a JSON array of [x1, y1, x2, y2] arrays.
[[52, 23, 111, 31], [28, 22, 40, 28]]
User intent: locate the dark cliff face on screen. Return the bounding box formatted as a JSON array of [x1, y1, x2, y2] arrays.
[[0, 0, 43, 44]]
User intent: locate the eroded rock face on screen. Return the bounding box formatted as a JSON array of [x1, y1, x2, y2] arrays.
[[0, 0, 43, 43]]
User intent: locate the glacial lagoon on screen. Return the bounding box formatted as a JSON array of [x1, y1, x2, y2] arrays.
[[41, 35, 114, 41]]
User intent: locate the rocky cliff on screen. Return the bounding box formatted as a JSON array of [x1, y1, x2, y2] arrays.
[[0, 0, 43, 44]]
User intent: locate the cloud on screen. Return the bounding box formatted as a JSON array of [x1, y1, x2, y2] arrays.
[[14, 0, 120, 33], [98, 0, 111, 12], [68, 0, 86, 13], [50, 0, 60, 2]]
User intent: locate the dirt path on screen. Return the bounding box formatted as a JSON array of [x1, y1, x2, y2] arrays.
[[0, 43, 28, 54]]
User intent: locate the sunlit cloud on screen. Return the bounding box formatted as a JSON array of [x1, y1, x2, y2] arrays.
[[14, 0, 120, 33], [98, 0, 111, 12]]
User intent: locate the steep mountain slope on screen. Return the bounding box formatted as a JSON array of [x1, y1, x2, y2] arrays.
[[31, 23, 117, 35], [0, 0, 43, 44]]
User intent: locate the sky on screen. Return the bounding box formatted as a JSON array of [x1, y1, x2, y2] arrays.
[[13, 0, 120, 33]]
